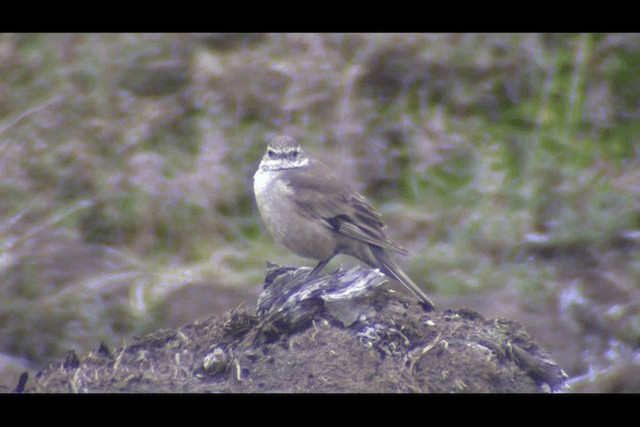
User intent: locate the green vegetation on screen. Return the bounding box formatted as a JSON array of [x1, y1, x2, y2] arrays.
[[1, 33, 639, 391]]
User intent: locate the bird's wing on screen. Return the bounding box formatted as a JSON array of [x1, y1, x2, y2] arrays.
[[282, 161, 408, 255]]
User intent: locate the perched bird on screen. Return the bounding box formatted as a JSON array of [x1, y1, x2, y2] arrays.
[[253, 135, 434, 310]]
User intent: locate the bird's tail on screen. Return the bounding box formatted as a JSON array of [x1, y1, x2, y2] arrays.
[[371, 247, 435, 310]]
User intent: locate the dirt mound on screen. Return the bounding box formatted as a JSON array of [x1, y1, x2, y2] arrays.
[[26, 265, 567, 393]]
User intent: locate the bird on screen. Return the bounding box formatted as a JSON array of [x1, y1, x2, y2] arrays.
[[253, 135, 435, 310]]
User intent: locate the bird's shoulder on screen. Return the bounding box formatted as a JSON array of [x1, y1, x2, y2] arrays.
[[280, 159, 351, 196]]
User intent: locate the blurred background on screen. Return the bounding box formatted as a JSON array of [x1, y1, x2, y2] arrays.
[[1, 33, 639, 392]]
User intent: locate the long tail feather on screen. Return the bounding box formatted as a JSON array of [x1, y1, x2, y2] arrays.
[[371, 247, 435, 310]]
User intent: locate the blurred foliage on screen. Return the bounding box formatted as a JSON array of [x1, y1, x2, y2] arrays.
[[1, 33, 640, 391]]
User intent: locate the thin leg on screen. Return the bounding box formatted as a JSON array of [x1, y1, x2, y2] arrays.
[[308, 256, 334, 279]]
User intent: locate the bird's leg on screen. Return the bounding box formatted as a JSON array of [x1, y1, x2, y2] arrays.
[[307, 256, 334, 279]]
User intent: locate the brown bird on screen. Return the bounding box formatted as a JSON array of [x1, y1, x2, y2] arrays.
[[253, 135, 435, 310]]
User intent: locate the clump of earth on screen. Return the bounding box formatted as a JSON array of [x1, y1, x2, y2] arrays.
[[26, 265, 567, 393]]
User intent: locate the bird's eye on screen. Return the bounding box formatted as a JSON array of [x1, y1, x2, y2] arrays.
[[290, 150, 299, 160], [267, 149, 276, 158]]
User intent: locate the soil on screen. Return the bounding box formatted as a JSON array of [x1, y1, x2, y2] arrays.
[[24, 264, 567, 393]]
